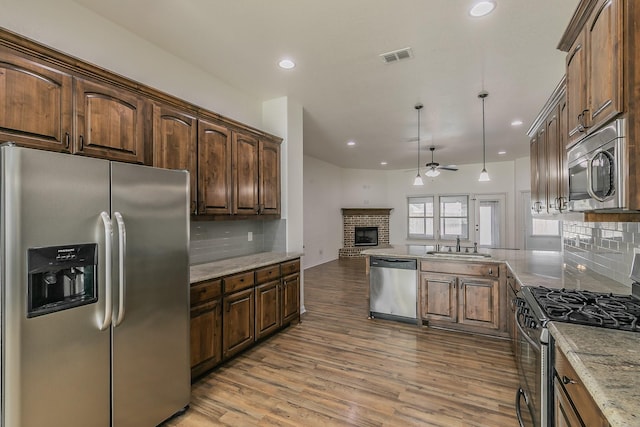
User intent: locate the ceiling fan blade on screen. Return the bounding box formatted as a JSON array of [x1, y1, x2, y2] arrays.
[[437, 165, 458, 171]]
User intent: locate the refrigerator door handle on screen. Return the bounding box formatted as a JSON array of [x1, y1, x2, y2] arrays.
[[99, 211, 113, 331], [114, 212, 127, 327]]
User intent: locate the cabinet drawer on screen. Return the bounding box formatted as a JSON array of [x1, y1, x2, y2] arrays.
[[223, 271, 255, 294], [190, 279, 222, 305], [255, 264, 280, 284], [281, 259, 300, 276], [554, 347, 608, 427], [420, 260, 499, 278]]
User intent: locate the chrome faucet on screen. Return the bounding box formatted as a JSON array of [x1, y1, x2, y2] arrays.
[[456, 236, 461, 252]]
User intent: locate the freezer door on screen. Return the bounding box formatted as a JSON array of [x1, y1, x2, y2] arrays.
[[1, 146, 111, 427], [110, 162, 190, 427]]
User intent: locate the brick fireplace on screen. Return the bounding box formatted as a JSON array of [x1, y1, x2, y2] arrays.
[[338, 208, 392, 258]]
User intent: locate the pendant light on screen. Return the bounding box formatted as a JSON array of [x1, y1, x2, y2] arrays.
[[478, 91, 490, 182], [413, 103, 424, 186]]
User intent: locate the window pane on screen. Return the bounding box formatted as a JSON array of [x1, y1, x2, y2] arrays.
[[408, 196, 434, 239], [440, 195, 468, 217], [425, 200, 434, 216], [439, 195, 469, 239], [479, 205, 493, 246], [409, 218, 425, 234], [409, 203, 424, 217], [425, 218, 434, 236], [441, 218, 469, 239], [532, 218, 560, 236]]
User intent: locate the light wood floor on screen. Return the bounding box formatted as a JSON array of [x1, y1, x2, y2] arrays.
[[164, 258, 519, 427]]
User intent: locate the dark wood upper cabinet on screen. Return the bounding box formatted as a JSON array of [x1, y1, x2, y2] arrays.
[[232, 132, 281, 216], [260, 139, 281, 215], [152, 104, 197, 213], [0, 28, 283, 220], [74, 78, 147, 163], [563, 0, 622, 147], [587, 0, 623, 129], [233, 131, 260, 215], [0, 48, 72, 151], [198, 119, 233, 215], [528, 80, 568, 217], [546, 107, 561, 213], [566, 30, 587, 146]]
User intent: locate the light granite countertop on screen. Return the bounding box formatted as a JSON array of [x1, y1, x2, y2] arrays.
[[190, 252, 303, 283], [362, 245, 636, 426], [362, 245, 629, 293], [550, 322, 640, 427]]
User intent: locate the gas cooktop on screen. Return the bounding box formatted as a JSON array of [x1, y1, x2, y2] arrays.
[[528, 287, 640, 332]]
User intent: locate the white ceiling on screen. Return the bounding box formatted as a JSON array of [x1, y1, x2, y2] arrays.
[[73, 0, 578, 171]]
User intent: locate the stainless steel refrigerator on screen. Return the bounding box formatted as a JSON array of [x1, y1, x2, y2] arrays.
[[0, 145, 190, 426]]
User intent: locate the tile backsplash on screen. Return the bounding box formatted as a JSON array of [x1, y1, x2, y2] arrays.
[[563, 221, 638, 287], [190, 219, 286, 265]]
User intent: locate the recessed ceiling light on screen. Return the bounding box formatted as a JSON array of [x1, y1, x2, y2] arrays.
[[498, 150, 506, 155], [511, 119, 523, 126], [469, 1, 496, 17], [347, 141, 356, 146], [380, 161, 388, 166], [278, 59, 295, 69]]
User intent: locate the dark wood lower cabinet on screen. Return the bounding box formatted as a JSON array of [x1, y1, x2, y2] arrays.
[[419, 261, 505, 336], [282, 272, 301, 324], [457, 276, 499, 330], [554, 347, 609, 427], [255, 280, 281, 340], [222, 287, 255, 359], [191, 258, 301, 380], [190, 299, 222, 378]]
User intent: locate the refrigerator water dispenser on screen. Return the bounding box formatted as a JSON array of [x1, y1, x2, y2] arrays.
[[27, 243, 98, 317]]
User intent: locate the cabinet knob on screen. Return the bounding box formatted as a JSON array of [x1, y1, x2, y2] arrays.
[[562, 375, 576, 385], [488, 268, 493, 275], [79, 135, 85, 150], [64, 132, 70, 149]]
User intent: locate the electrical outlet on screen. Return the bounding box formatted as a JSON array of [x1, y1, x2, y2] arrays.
[[248, 231, 253, 242]]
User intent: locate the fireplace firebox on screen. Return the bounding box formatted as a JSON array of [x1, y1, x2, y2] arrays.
[[355, 227, 378, 246]]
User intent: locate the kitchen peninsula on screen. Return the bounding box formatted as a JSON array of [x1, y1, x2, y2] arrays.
[[363, 245, 638, 426]]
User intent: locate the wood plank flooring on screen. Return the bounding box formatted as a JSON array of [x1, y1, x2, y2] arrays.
[[164, 258, 519, 426]]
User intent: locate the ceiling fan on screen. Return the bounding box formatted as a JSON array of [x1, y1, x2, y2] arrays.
[[424, 146, 458, 177]]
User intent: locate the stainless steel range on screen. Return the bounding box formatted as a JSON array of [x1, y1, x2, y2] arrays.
[[515, 285, 640, 427]]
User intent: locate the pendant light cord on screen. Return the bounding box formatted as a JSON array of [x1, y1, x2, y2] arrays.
[[415, 103, 423, 173], [417, 107, 421, 171], [482, 95, 486, 169]]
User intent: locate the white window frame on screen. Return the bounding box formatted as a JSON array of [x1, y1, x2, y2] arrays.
[[407, 194, 470, 240], [439, 195, 469, 240], [408, 196, 435, 239]]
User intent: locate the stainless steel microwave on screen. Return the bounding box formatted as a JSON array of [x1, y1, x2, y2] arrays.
[[567, 119, 626, 211]]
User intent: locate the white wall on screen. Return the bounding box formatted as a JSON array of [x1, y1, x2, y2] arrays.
[[263, 97, 305, 311], [0, 0, 262, 127], [303, 156, 343, 268], [303, 157, 523, 264], [340, 169, 390, 208]]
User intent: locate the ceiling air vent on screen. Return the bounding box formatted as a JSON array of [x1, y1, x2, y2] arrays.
[[379, 47, 413, 64]]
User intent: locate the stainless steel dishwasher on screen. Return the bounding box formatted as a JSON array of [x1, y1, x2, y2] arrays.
[[369, 257, 417, 322]]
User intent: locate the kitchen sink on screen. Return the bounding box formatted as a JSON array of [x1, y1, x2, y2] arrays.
[[425, 251, 492, 259]]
